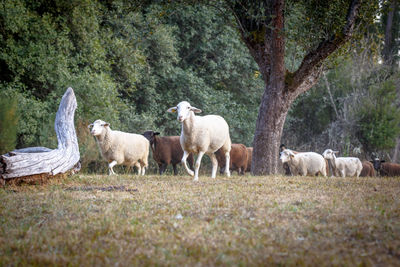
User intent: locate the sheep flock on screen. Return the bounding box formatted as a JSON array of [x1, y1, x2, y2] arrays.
[[88, 101, 399, 179]]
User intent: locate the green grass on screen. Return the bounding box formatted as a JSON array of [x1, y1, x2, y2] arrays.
[[1, 174, 400, 266]]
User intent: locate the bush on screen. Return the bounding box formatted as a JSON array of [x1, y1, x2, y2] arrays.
[[0, 93, 18, 154], [356, 79, 400, 153]]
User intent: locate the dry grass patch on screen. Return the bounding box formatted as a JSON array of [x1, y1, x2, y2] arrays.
[[1, 174, 400, 266]]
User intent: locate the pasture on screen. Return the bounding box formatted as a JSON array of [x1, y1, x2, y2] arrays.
[[1, 174, 400, 266]]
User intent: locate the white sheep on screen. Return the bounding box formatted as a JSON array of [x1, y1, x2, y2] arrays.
[[280, 149, 327, 176], [89, 120, 149, 175], [167, 101, 231, 181], [322, 149, 362, 177]]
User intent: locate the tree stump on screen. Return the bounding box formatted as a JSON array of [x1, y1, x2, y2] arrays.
[[0, 87, 80, 183]]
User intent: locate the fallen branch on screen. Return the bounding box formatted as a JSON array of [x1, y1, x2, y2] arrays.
[[0, 87, 80, 182]]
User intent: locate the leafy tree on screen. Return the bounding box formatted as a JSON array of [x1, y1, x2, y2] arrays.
[[382, 0, 399, 67], [222, 0, 378, 174], [0, 92, 18, 154], [356, 78, 400, 153]]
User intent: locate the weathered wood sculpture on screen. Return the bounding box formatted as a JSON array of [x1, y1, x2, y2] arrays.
[[0, 87, 80, 184]]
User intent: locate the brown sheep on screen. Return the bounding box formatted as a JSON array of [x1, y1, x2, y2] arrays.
[[360, 161, 375, 177], [216, 143, 248, 175], [142, 131, 194, 175], [246, 147, 253, 172], [371, 158, 400, 177]]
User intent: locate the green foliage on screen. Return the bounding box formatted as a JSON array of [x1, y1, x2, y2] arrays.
[[0, 91, 18, 154], [0, 0, 264, 171], [356, 78, 400, 152]]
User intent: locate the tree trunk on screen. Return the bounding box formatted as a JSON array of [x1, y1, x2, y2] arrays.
[[252, 85, 292, 174], [0, 88, 80, 182], [392, 137, 400, 163], [383, 0, 397, 66], [251, 0, 287, 175]]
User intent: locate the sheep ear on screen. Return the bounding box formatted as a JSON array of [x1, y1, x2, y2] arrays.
[[190, 107, 202, 113], [88, 123, 93, 129], [103, 123, 109, 127], [155, 132, 160, 135], [167, 107, 177, 113], [333, 151, 339, 154]]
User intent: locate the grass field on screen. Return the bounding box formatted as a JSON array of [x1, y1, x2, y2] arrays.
[[1, 174, 400, 266]]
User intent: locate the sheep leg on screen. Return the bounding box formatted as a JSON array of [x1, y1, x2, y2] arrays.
[[224, 151, 231, 177], [193, 151, 205, 181], [159, 163, 167, 175], [108, 160, 117, 175], [209, 153, 218, 179], [172, 164, 178, 175], [134, 162, 141, 175], [181, 150, 194, 176], [321, 166, 327, 177], [141, 165, 146, 176], [158, 164, 163, 175]]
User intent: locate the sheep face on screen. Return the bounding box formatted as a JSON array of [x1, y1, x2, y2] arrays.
[[142, 130, 160, 145], [371, 157, 385, 171], [280, 149, 295, 163], [88, 119, 109, 136], [167, 101, 201, 122], [322, 149, 339, 160]]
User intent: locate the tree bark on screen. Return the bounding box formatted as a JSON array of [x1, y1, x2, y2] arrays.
[[251, 0, 287, 174], [383, 0, 397, 66], [0, 88, 80, 181]]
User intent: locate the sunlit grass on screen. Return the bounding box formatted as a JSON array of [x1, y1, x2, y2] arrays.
[[1, 174, 400, 266]]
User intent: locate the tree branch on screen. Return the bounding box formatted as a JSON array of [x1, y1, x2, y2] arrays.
[[226, 0, 274, 80], [288, 0, 361, 93]]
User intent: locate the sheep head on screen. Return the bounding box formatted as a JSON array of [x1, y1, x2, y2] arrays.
[[167, 101, 201, 122], [280, 149, 295, 163], [322, 149, 339, 160], [88, 119, 109, 136], [142, 130, 160, 145]]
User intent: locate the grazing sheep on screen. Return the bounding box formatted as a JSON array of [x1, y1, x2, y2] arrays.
[[142, 130, 194, 175], [322, 149, 362, 177], [216, 143, 248, 175], [371, 157, 400, 177], [246, 147, 253, 172], [89, 120, 149, 175], [279, 145, 329, 176], [360, 161, 375, 177], [280, 149, 327, 176], [167, 101, 231, 181]]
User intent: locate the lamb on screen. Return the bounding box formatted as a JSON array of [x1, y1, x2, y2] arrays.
[[246, 147, 253, 172], [280, 149, 327, 176], [371, 157, 400, 177], [142, 130, 194, 175], [167, 101, 231, 181], [322, 149, 362, 177], [89, 119, 149, 175], [360, 161, 375, 177], [216, 143, 248, 175]]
